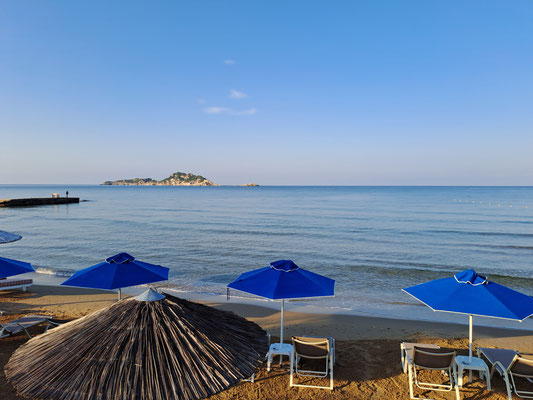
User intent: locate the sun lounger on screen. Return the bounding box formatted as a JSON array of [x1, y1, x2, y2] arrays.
[[290, 336, 335, 390], [406, 346, 460, 400], [401, 342, 441, 373], [478, 347, 533, 399], [0, 311, 60, 339], [0, 278, 33, 292]]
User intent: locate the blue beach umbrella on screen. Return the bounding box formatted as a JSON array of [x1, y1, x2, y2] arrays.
[[228, 260, 335, 345], [403, 269, 533, 361], [0, 257, 34, 279], [0, 230, 34, 278], [61, 252, 169, 300], [0, 230, 22, 244]]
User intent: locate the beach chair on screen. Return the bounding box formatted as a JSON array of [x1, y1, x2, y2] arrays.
[[0, 311, 60, 339], [478, 347, 533, 399], [406, 346, 460, 400], [290, 336, 335, 390], [401, 342, 441, 373]]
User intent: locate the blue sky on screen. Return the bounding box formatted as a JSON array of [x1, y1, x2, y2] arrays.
[[1, 1, 532, 185]]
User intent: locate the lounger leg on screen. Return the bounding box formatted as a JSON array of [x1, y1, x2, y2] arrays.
[[289, 352, 294, 387], [401, 344, 406, 373], [503, 371, 512, 400], [267, 352, 272, 372], [21, 326, 32, 339], [331, 338, 335, 365], [408, 364, 415, 399], [329, 353, 334, 390], [453, 364, 460, 400]]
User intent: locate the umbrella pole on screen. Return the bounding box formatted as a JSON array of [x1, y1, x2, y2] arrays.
[[469, 314, 473, 362], [118, 288, 121, 301], [280, 299, 284, 365]]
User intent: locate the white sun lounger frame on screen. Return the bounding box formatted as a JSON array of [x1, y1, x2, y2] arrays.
[[0, 311, 59, 339]]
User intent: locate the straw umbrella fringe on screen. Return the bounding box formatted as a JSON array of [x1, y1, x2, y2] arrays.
[[5, 293, 269, 400]]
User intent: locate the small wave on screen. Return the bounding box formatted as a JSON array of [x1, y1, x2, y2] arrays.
[[343, 263, 533, 289], [349, 258, 461, 271], [468, 243, 533, 251], [499, 220, 533, 225], [424, 229, 533, 238], [34, 267, 75, 278]]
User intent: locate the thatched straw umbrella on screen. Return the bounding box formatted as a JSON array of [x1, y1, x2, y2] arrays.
[[5, 290, 269, 400]]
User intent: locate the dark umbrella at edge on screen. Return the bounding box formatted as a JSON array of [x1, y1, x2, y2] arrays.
[[0, 230, 34, 278], [0, 230, 22, 244]]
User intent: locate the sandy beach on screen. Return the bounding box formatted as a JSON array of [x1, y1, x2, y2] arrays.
[[2, 285, 533, 399]]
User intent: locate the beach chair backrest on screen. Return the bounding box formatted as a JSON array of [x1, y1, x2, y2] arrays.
[[510, 354, 533, 378], [292, 336, 330, 359], [413, 347, 456, 370]]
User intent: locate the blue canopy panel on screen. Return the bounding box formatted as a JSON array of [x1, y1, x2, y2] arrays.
[[403, 269, 533, 322], [0, 256, 34, 279], [0, 230, 22, 244], [228, 260, 335, 300], [61, 252, 169, 290]]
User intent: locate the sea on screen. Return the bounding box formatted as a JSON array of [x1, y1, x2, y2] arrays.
[[1, 185, 533, 328]]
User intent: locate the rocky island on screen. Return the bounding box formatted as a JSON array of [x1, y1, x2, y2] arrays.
[[102, 172, 217, 186]]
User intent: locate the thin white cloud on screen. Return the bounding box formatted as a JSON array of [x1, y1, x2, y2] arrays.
[[204, 106, 231, 114], [197, 98, 207, 105], [235, 108, 256, 115], [203, 106, 256, 116], [223, 59, 236, 65], [229, 89, 247, 99]]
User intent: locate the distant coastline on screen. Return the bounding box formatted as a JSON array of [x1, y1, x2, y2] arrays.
[[102, 171, 258, 187]]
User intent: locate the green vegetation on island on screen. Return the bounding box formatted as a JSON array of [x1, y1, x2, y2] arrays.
[[102, 172, 217, 186]]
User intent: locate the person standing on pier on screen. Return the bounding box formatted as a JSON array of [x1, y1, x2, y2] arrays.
[[66, 191, 69, 198]]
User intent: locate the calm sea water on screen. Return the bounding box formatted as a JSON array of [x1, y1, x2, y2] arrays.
[[1, 185, 533, 326]]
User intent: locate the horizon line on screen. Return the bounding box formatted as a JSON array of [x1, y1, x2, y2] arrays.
[[1, 184, 533, 188]]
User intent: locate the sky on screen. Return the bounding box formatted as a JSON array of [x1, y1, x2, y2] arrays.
[[1, 1, 532, 185]]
